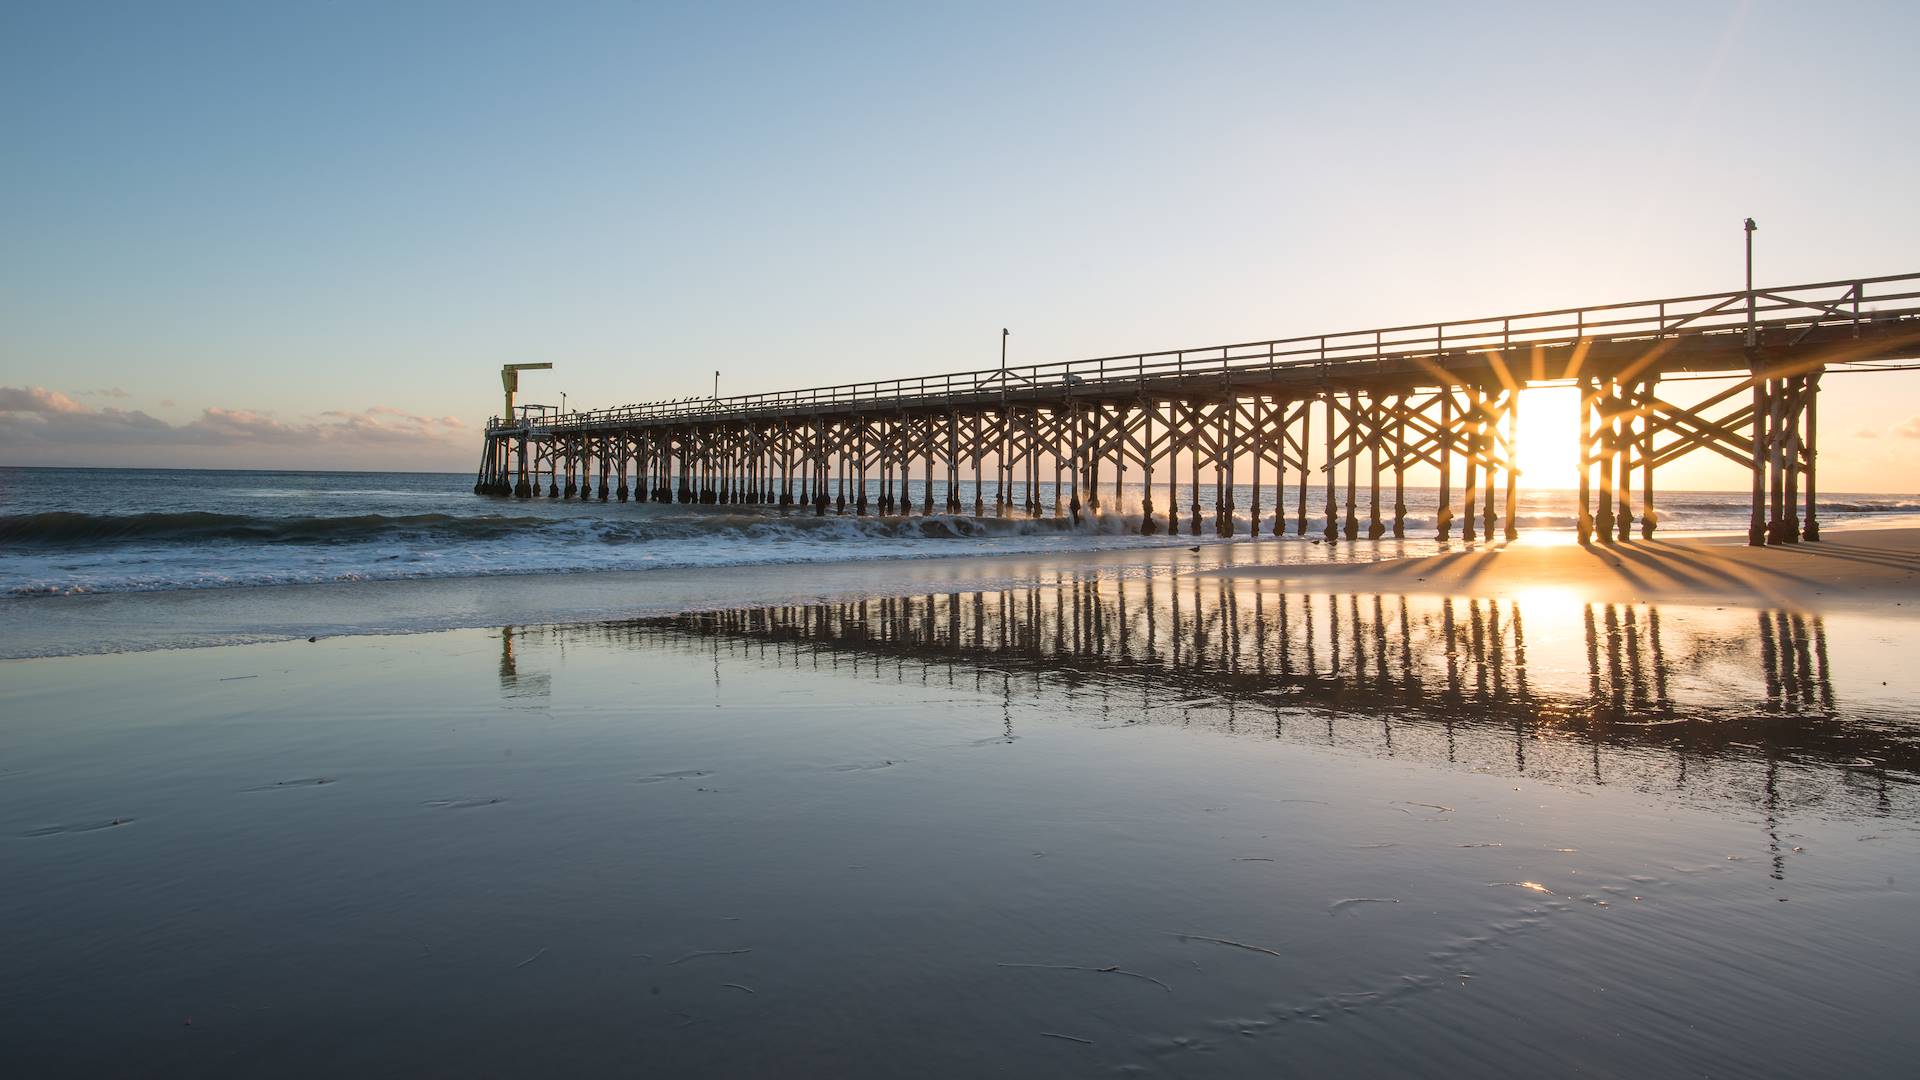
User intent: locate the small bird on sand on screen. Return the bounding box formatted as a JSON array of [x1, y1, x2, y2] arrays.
[[1188, 546, 1200, 552]]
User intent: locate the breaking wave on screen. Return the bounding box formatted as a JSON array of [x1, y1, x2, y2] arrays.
[[0, 508, 1127, 549]]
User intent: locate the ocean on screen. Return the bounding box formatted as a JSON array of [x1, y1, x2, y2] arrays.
[[5, 466, 1920, 597]]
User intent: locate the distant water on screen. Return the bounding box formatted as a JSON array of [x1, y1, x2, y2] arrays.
[[4, 466, 1919, 596]]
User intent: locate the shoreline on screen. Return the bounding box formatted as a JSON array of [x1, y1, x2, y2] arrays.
[[8, 522, 1920, 660], [0, 539, 1395, 659]]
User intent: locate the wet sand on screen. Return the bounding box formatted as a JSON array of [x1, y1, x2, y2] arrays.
[[0, 538, 1426, 659], [4, 575, 1919, 1076], [1212, 526, 1920, 610]]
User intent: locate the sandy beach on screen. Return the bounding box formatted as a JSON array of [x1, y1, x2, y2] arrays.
[[1212, 526, 1920, 610], [5, 584, 1918, 1076]]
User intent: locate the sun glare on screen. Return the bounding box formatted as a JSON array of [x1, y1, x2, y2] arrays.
[[1513, 385, 1583, 492]]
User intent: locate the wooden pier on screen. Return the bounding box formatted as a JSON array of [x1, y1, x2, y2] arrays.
[[477, 273, 1920, 545]]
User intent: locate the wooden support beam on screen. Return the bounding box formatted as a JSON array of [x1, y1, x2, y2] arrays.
[[1462, 387, 1480, 543], [1248, 398, 1262, 537], [1162, 409, 1178, 535], [1437, 390, 1454, 541], [1595, 382, 1615, 544], [1804, 372, 1821, 541], [1784, 376, 1802, 544], [1749, 374, 1767, 546], [1324, 393, 1338, 542], [1191, 403, 1204, 535], [1217, 398, 1235, 537], [1069, 403, 1084, 525], [1367, 395, 1385, 540], [1614, 382, 1632, 543], [1343, 390, 1360, 541], [1640, 379, 1656, 538], [1503, 391, 1518, 541], [1296, 399, 1312, 536], [1481, 390, 1498, 541], [1393, 393, 1408, 538], [1576, 382, 1591, 543], [1140, 405, 1157, 535]]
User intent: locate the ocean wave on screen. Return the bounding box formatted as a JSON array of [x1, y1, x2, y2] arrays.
[[1813, 501, 1920, 514], [9, 489, 1920, 599], [0, 506, 1186, 552], [0, 515, 1246, 597], [7, 495, 1918, 553], [0, 511, 561, 547]]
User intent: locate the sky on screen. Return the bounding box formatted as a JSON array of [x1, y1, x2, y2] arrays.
[[2, 0, 1918, 488]]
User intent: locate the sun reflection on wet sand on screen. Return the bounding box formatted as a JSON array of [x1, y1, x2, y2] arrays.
[[515, 576, 1912, 825]]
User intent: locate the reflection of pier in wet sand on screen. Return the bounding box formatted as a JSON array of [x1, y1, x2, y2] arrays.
[[512, 578, 1915, 824]]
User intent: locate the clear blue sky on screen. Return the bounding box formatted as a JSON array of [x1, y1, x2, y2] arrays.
[[3, 1, 1918, 485]]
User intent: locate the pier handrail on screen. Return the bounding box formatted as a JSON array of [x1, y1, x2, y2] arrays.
[[489, 271, 1920, 432]]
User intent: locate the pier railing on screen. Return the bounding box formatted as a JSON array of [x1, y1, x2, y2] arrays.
[[490, 272, 1920, 432]]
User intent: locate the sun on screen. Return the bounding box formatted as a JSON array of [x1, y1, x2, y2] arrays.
[[1512, 385, 1583, 492]]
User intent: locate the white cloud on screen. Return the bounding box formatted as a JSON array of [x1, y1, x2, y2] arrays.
[[0, 386, 474, 469]]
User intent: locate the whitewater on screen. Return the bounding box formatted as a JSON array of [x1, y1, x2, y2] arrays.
[[5, 466, 1920, 597]]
